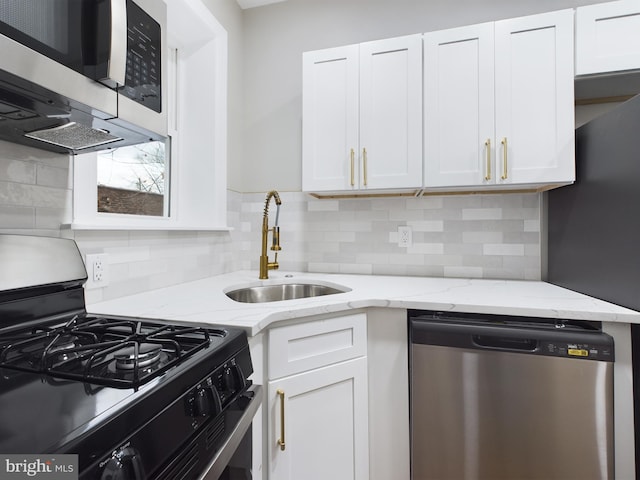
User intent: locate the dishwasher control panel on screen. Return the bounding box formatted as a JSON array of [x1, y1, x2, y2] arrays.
[[543, 340, 614, 361]]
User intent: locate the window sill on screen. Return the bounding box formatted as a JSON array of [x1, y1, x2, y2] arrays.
[[64, 223, 233, 232]]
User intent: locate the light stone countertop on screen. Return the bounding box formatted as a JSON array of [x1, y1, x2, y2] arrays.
[[86, 270, 640, 336]]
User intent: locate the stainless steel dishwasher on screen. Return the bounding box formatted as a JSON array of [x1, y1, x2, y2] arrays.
[[409, 310, 615, 480]]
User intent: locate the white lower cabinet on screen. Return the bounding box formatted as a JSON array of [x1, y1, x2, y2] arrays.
[[266, 313, 369, 480], [267, 358, 369, 480]]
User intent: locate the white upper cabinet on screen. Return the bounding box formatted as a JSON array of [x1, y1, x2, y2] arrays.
[[359, 36, 423, 191], [494, 10, 575, 186], [576, 0, 640, 76], [424, 9, 575, 189], [302, 35, 422, 193], [302, 45, 359, 192], [424, 23, 495, 188]]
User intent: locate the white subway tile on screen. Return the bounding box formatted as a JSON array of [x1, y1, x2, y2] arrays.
[[483, 244, 526, 256], [0, 205, 35, 228], [410, 220, 444, 232], [524, 219, 541, 232], [0, 158, 36, 184], [462, 231, 503, 244], [35, 207, 70, 229], [408, 243, 444, 255], [462, 208, 502, 220], [36, 164, 70, 188], [444, 266, 483, 278], [308, 200, 339, 211]]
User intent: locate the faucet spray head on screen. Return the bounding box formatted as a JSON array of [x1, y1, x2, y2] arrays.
[[272, 226, 281, 251]]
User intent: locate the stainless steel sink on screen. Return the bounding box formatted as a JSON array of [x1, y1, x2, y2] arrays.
[[225, 283, 348, 303]]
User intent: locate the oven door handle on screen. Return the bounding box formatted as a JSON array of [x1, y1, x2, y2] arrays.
[[198, 384, 263, 480]]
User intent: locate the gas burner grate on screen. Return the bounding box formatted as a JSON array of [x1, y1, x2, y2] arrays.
[[0, 315, 227, 389]]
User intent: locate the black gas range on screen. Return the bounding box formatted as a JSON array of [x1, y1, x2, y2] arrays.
[[0, 234, 260, 479]]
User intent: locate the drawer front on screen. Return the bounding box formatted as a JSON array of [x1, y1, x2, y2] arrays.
[[268, 313, 367, 379]]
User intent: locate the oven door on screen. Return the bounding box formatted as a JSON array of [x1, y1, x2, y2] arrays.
[[152, 384, 262, 480], [199, 384, 262, 480], [0, 0, 123, 83]]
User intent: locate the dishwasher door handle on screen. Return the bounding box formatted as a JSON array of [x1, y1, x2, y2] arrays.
[[472, 334, 538, 351]]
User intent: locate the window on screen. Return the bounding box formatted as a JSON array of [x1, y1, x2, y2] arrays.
[[97, 140, 168, 217], [71, 0, 228, 230]]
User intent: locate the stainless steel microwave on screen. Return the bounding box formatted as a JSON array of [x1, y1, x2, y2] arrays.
[[0, 0, 167, 154]]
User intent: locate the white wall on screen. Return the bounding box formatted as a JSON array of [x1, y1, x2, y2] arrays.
[[238, 0, 618, 192], [202, 0, 246, 193]]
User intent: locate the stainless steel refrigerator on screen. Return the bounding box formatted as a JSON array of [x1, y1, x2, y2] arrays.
[[547, 93, 640, 479]]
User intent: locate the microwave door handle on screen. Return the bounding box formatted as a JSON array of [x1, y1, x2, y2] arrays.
[[106, 0, 127, 86]]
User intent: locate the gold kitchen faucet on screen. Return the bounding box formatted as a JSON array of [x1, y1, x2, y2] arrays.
[[259, 190, 282, 279]]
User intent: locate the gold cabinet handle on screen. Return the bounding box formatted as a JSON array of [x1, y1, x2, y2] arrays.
[[484, 139, 491, 181], [362, 147, 368, 186], [350, 148, 355, 187], [501, 137, 508, 180], [277, 389, 286, 451]]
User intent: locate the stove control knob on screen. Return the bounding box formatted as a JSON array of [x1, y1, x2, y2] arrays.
[[100, 446, 144, 480], [222, 362, 246, 392], [193, 387, 210, 417], [193, 385, 223, 417]]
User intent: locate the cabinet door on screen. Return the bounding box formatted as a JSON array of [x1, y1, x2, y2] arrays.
[[494, 9, 575, 185], [576, 0, 640, 75], [302, 45, 359, 191], [268, 357, 369, 480], [423, 23, 495, 188], [359, 35, 423, 189]]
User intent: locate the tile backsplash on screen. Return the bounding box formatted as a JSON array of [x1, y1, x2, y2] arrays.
[[239, 191, 541, 281], [1, 140, 541, 303], [0, 141, 72, 234]]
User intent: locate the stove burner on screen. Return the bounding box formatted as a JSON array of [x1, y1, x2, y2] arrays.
[[0, 315, 228, 389], [46, 334, 82, 365], [114, 343, 162, 370], [47, 334, 79, 354]]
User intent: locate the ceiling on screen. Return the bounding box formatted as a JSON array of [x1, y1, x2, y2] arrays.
[[235, 0, 287, 9]]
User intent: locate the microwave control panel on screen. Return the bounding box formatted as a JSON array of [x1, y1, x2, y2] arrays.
[[120, 0, 161, 113]]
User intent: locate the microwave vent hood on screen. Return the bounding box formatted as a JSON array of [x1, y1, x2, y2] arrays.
[[24, 122, 121, 151], [0, 68, 164, 154]]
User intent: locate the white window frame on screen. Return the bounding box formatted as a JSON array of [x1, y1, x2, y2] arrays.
[[71, 0, 228, 231]]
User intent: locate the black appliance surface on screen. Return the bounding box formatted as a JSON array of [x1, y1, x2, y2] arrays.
[[0, 0, 110, 80], [547, 93, 640, 311], [0, 234, 258, 479], [121, 0, 162, 113]]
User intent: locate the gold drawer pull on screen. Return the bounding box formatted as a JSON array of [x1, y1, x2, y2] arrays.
[[350, 148, 355, 187], [362, 147, 368, 186], [485, 138, 491, 181], [277, 389, 286, 451], [501, 137, 508, 180]]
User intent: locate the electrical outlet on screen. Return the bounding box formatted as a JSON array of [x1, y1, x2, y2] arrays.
[[398, 226, 412, 248], [85, 253, 110, 289]]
